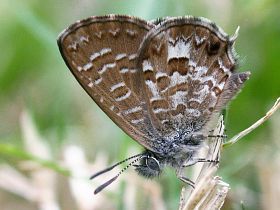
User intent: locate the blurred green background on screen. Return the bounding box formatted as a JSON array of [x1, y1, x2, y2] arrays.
[[0, 0, 279, 209]]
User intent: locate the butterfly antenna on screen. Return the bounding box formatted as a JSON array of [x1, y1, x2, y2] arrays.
[[90, 153, 142, 180], [94, 155, 143, 194]]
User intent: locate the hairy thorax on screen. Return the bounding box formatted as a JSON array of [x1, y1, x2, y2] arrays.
[[162, 131, 205, 167]]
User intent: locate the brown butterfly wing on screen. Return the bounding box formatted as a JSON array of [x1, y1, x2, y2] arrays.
[[137, 17, 250, 135], [58, 15, 160, 152]]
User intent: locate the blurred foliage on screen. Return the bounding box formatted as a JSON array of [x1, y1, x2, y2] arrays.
[[0, 143, 70, 176], [0, 0, 279, 209]]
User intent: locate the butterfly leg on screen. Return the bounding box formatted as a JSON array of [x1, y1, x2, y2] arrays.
[[176, 168, 195, 188], [179, 176, 195, 188], [197, 158, 219, 164], [182, 158, 219, 167], [207, 134, 227, 138]]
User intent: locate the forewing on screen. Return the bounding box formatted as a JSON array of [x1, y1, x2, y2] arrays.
[[57, 15, 158, 151], [138, 17, 249, 134]]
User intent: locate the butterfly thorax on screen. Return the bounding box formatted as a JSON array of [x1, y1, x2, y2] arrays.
[[135, 129, 205, 178]]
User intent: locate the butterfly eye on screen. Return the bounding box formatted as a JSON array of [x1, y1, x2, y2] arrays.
[[146, 156, 160, 171]]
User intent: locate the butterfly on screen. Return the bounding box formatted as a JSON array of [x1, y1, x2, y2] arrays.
[[57, 14, 250, 194]]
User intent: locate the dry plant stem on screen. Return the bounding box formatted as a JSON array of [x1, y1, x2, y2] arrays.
[[197, 177, 229, 210], [179, 97, 280, 209], [182, 167, 217, 209], [223, 97, 280, 147], [202, 178, 229, 209], [179, 116, 229, 210], [179, 187, 187, 210]]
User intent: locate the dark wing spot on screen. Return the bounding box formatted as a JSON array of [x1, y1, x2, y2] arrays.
[[207, 41, 221, 55]]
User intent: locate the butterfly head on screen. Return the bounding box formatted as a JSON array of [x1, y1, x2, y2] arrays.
[[134, 151, 164, 178]]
